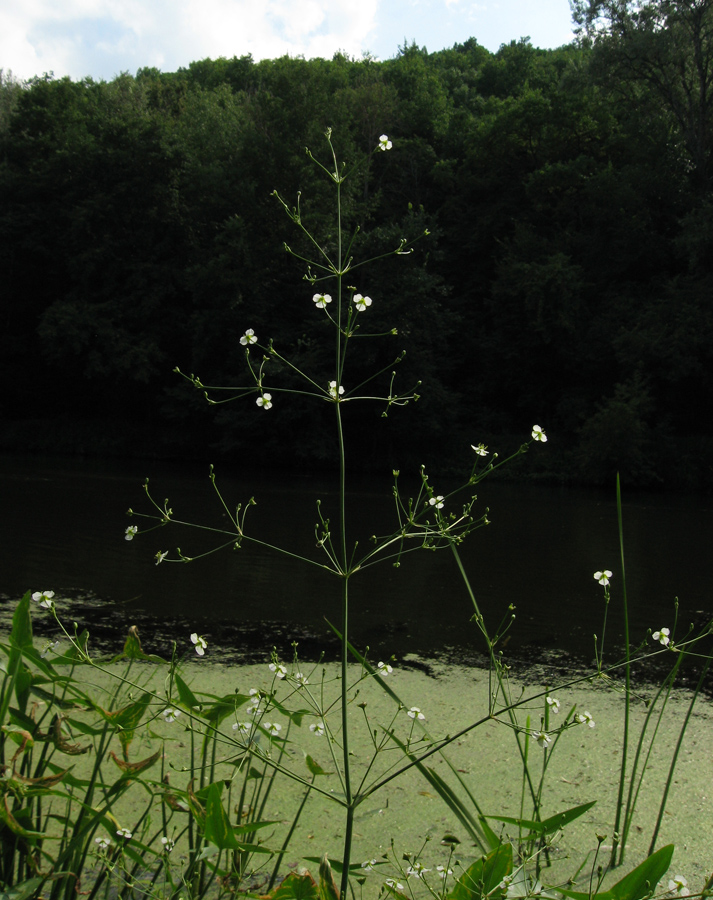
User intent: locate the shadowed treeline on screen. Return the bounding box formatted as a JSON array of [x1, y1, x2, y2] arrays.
[[2, 4, 713, 487]]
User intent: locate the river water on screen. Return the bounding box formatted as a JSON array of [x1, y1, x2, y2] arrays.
[[1, 452, 711, 666]]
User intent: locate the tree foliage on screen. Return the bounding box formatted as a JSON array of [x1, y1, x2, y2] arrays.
[[2, 18, 713, 486]]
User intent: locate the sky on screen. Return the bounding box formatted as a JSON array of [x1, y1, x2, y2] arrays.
[[1, 0, 577, 84]]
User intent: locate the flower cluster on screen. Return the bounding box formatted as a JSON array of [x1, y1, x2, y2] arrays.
[[247, 688, 263, 716], [328, 381, 344, 399], [269, 662, 287, 679], [406, 862, 429, 880]]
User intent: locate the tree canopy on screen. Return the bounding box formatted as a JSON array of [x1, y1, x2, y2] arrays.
[[2, 17, 712, 488]]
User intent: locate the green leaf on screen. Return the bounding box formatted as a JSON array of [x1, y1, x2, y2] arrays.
[[557, 845, 674, 900], [269, 873, 319, 899], [10, 592, 33, 651], [0, 876, 46, 900], [319, 854, 340, 900], [203, 781, 237, 850], [174, 673, 200, 710], [202, 782, 272, 853], [448, 843, 513, 900], [540, 801, 597, 835], [305, 755, 333, 777], [486, 802, 595, 837]]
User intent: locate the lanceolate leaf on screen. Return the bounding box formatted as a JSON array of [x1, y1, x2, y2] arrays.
[[556, 845, 674, 900], [448, 843, 513, 900], [485, 801, 596, 837]]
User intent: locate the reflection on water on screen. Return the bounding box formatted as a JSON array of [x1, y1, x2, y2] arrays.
[[1, 452, 711, 663]]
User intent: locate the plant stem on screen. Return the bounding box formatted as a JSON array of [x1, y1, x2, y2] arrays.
[[612, 474, 631, 867]]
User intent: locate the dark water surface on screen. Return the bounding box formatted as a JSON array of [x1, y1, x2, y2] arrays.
[[1, 452, 711, 666]]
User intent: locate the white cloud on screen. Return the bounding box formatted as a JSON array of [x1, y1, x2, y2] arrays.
[[0, 0, 572, 82]]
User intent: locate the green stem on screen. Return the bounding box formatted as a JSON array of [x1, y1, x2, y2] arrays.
[[648, 648, 712, 855], [612, 474, 631, 868]]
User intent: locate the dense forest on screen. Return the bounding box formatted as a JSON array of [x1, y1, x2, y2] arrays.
[[2, 0, 713, 488]]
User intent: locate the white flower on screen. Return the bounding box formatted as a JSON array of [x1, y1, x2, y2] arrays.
[[116, 827, 132, 840], [328, 381, 344, 399], [313, 293, 332, 309], [407, 863, 429, 879], [472, 443, 489, 457], [428, 495, 445, 509], [41, 640, 59, 658], [353, 293, 372, 311], [309, 720, 325, 736], [233, 721, 250, 735], [264, 722, 282, 737], [534, 730, 551, 749], [163, 708, 181, 723], [575, 710, 595, 728], [546, 696, 560, 714], [653, 627, 671, 646], [256, 393, 272, 410], [293, 672, 309, 686], [161, 836, 175, 853], [594, 570, 613, 586], [436, 866, 453, 879], [378, 134, 392, 151], [190, 633, 207, 656], [31, 591, 55, 610], [124, 525, 138, 541], [407, 707, 425, 720], [385, 879, 404, 891], [532, 425, 547, 442], [247, 688, 262, 715], [95, 836, 111, 850], [240, 329, 257, 346], [377, 662, 393, 676], [269, 662, 287, 679], [669, 876, 689, 896], [361, 859, 377, 871], [155, 551, 168, 565]]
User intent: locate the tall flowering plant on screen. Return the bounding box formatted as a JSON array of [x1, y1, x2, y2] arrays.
[[126, 128, 548, 894]]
